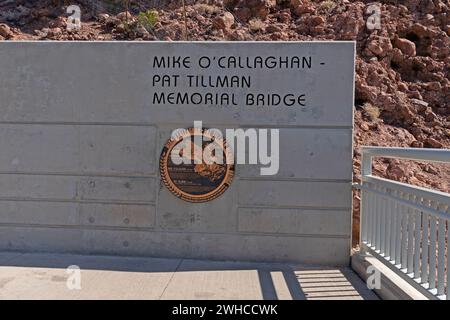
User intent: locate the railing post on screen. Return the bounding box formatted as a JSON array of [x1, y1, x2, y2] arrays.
[[360, 151, 372, 248], [361, 152, 372, 176]]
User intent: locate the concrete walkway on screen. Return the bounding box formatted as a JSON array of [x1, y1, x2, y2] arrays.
[[0, 252, 378, 300]]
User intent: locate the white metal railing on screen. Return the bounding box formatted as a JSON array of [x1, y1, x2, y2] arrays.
[[359, 147, 450, 300]]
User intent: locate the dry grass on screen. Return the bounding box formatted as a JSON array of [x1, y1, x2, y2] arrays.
[[363, 103, 380, 121], [319, 0, 336, 11], [249, 18, 265, 32], [193, 3, 222, 15]]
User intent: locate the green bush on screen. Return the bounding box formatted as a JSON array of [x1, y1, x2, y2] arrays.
[[138, 10, 159, 30]]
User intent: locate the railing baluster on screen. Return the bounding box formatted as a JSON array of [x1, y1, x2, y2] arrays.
[[375, 186, 381, 251], [429, 202, 438, 290], [361, 187, 368, 243], [413, 195, 421, 279], [380, 187, 386, 256], [390, 190, 396, 262], [437, 203, 446, 296], [395, 191, 402, 265], [401, 192, 408, 270], [359, 183, 369, 243], [385, 189, 391, 259], [367, 186, 373, 246], [370, 186, 376, 249], [421, 207, 429, 285], [407, 194, 414, 274], [370, 185, 376, 247]]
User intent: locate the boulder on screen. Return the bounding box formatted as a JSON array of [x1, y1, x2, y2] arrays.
[[393, 37, 416, 56], [290, 0, 315, 16], [213, 12, 235, 31], [0, 23, 12, 38]]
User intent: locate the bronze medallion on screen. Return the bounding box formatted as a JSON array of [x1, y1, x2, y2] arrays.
[[159, 128, 234, 203]]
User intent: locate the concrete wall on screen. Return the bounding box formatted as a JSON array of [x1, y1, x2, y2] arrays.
[[0, 42, 355, 265]]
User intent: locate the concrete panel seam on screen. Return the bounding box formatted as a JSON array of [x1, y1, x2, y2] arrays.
[[0, 224, 351, 239], [237, 205, 351, 211], [0, 121, 354, 130], [0, 172, 158, 178], [0, 198, 156, 205]]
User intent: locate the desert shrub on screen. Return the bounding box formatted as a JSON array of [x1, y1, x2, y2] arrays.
[[363, 103, 380, 121], [249, 18, 265, 32], [193, 3, 222, 15], [138, 9, 159, 30], [319, 0, 336, 11]]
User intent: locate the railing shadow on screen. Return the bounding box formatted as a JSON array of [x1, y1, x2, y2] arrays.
[[294, 268, 379, 300]]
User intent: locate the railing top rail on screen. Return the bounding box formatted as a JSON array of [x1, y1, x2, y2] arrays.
[[363, 176, 450, 217], [363, 175, 450, 206], [361, 147, 450, 163]]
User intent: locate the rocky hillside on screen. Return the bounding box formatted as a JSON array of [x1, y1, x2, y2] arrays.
[[1, 0, 449, 245]]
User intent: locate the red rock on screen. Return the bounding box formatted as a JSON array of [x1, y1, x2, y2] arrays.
[[278, 10, 291, 23], [105, 16, 120, 28], [393, 37, 416, 56], [266, 24, 282, 33], [213, 12, 235, 31], [227, 0, 275, 20], [312, 26, 324, 34], [98, 14, 110, 23], [423, 164, 439, 175], [115, 24, 126, 33], [248, 0, 276, 20], [229, 29, 248, 40], [424, 81, 442, 91], [117, 11, 133, 22], [290, 0, 315, 16], [410, 140, 424, 148], [310, 15, 325, 26], [360, 123, 370, 131], [224, 0, 239, 9], [386, 162, 407, 181], [424, 107, 438, 122], [49, 17, 66, 28], [425, 137, 443, 148], [397, 82, 408, 91], [409, 23, 429, 38], [48, 27, 62, 37], [234, 7, 252, 22], [367, 41, 384, 56], [0, 23, 12, 38]]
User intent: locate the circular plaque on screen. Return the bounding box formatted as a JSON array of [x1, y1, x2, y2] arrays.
[[159, 127, 234, 203]]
